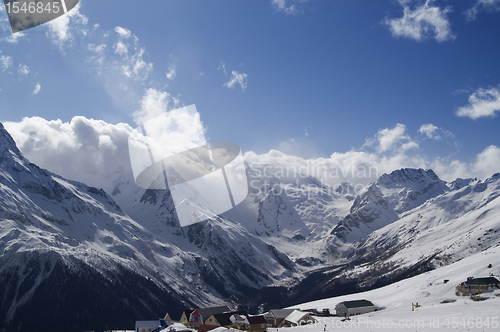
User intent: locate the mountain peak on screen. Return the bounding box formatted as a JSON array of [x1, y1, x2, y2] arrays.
[[377, 168, 440, 187], [0, 122, 23, 160]]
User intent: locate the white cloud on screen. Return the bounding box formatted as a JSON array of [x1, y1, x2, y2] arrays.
[[132, 88, 172, 124], [245, 148, 428, 189], [88, 43, 107, 67], [166, 63, 176, 81], [368, 123, 418, 153], [466, 0, 500, 20], [4, 117, 134, 192], [272, 0, 307, 15], [456, 85, 500, 119], [88, 43, 106, 54], [473, 145, 500, 180], [114, 41, 128, 56], [0, 55, 12, 70], [224, 70, 248, 92], [75, 24, 155, 113], [218, 62, 227, 75], [107, 28, 153, 81], [430, 157, 470, 181], [58, 23, 158, 117], [33, 82, 41, 95], [377, 123, 407, 152], [46, 3, 88, 50], [17, 64, 30, 80], [4, 113, 205, 197], [250, 121, 495, 188], [385, 0, 455, 42], [130, 48, 153, 81], [246, 137, 498, 190], [419, 123, 440, 139], [5, 117, 499, 199], [401, 141, 419, 151], [418, 123, 456, 142], [2, 31, 26, 44], [249, 124, 428, 188], [115, 26, 132, 39]]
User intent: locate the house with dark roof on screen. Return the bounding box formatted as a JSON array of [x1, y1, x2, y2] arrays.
[[335, 300, 376, 317], [247, 315, 269, 332], [205, 311, 247, 327], [456, 276, 500, 296], [189, 306, 231, 327]]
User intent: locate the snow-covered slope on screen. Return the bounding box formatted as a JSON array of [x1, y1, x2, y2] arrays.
[[288, 244, 500, 332], [328, 168, 450, 256], [109, 171, 304, 294], [0, 122, 200, 331], [0, 122, 305, 331], [223, 164, 353, 268], [276, 171, 500, 307], [349, 172, 500, 268]]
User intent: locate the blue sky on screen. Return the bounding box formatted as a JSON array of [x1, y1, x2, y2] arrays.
[[1, 0, 500, 184]]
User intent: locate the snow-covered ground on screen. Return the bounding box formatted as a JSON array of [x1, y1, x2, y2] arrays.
[[283, 245, 500, 331]]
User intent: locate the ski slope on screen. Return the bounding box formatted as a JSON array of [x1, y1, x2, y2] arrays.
[[285, 245, 500, 331]]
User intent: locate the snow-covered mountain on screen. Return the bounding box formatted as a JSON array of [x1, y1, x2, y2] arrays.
[[0, 123, 304, 331], [274, 170, 500, 306], [349, 172, 500, 268], [327, 168, 450, 256], [2, 120, 500, 331], [0, 122, 203, 331], [223, 164, 355, 269]]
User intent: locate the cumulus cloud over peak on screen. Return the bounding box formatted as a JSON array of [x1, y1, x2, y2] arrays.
[[3, 117, 499, 202], [4, 112, 207, 197], [246, 142, 499, 189], [4, 117, 134, 191], [132, 88, 172, 124], [456, 85, 500, 119], [364, 123, 418, 153], [385, 0, 455, 42], [473, 145, 500, 179], [378, 123, 409, 152]]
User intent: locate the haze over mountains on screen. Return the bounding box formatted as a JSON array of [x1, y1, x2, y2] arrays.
[[1, 121, 499, 332]]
